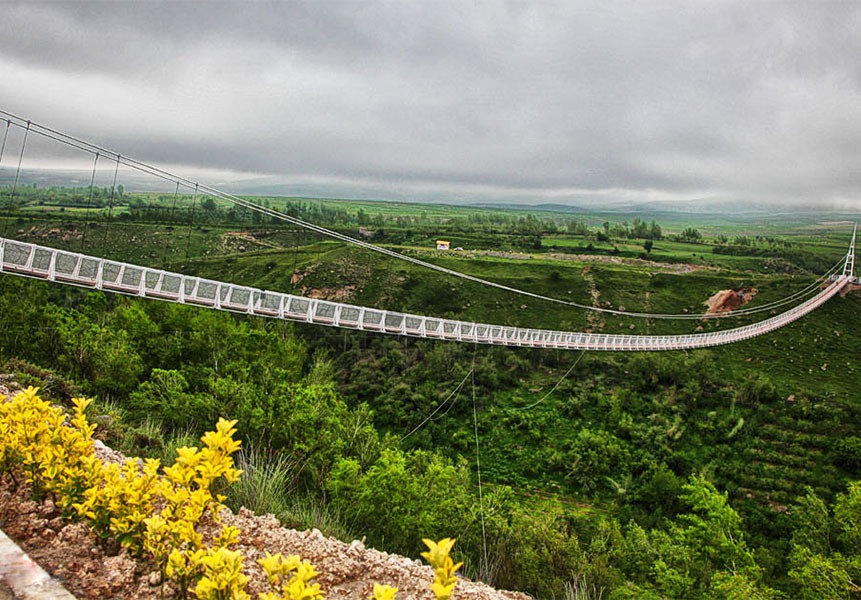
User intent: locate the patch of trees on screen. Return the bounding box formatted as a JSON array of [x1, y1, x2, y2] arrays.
[[598, 219, 663, 242], [677, 227, 703, 242], [1, 183, 125, 212]]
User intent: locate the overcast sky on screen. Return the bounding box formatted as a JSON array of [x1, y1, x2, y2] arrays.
[[1, 1, 860, 208]]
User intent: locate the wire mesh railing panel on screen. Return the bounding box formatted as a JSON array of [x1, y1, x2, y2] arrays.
[[159, 274, 183, 295], [54, 252, 79, 275], [31, 248, 52, 272], [195, 280, 219, 301], [77, 258, 100, 281], [101, 262, 122, 285], [182, 278, 197, 297], [121, 266, 144, 289], [362, 309, 383, 328], [339, 306, 361, 324], [227, 287, 252, 308], [286, 297, 310, 318], [313, 301, 337, 321], [384, 312, 405, 331], [257, 292, 283, 313], [144, 271, 161, 290], [2, 241, 30, 267]]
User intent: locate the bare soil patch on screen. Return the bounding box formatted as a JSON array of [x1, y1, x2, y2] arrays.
[[220, 231, 280, 253], [704, 288, 757, 315]]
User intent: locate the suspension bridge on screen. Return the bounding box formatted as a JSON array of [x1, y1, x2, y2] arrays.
[[0, 111, 857, 351]]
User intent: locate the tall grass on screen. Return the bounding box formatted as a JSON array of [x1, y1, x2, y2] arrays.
[[158, 425, 199, 465], [564, 576, 606, 600], [224, 445, 353, 541], [226, 445, 300, 517], [279, 494, 353, 541]]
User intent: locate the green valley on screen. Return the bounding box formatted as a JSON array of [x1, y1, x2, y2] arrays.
[[0, 191, 860, 599]]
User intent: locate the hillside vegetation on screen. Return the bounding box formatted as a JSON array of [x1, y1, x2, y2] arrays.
[[0, 192, 860, 598]]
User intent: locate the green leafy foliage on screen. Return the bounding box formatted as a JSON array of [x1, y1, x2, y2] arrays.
[[327, 448, 472, 556]]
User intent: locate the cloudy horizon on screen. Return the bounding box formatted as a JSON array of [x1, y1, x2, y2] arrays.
[[1, 1, 860, 209]]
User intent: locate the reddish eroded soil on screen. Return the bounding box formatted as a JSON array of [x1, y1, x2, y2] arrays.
[[704, 288, 757, 315]]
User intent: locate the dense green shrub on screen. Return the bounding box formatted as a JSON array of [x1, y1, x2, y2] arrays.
[[327, 448, 472, 556]]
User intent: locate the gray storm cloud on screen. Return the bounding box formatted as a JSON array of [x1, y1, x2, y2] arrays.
[[1, 1, 860, 207]]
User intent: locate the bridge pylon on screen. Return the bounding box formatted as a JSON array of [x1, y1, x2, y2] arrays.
[[845, 222, 857, 281]]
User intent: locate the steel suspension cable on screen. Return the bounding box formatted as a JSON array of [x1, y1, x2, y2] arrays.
[[187, 182, 848, 321], [470, 349, 488, 578], [401, 368, 472, 441], [697, 258, 845, 318], [510, 350, 586, 411], [185, 184, 198, 260], [0, 109, 848, 322], [3, 120, 28, 239], [102, 155, 120, 248], [161, 180, 182, 267], [0, 119, 10, 165], [81, 152, 99, 251]]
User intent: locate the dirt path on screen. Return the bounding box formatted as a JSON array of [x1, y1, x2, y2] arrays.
[[547, 253, 710, 273], [580, 266, 605, 332]]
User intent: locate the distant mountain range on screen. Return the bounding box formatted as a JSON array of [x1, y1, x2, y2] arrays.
[[3, 167, 859, 222]]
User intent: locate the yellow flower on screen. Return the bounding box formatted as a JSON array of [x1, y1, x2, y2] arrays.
[[165, 548, 186, 578], [195, 548, 250, 599], [421, 538, 456, 567], [258, 551, 287, 585], [421, 538, 461, 600], [371, 583, 398, 600]]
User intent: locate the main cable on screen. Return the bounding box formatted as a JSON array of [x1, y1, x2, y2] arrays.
[[0, 109, 847, 322]]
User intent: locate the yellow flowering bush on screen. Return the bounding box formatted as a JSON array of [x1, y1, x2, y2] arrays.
[[0, 388, 100, 510], [74, 456, 161, 552], [0, 387, 448, 600], [143, 418, 245, 597], [421, 538, 462, 600], [0, 388, 251, 598], [195, 547, 251, 600], [258, 551, 325, 600], [40, 396, 104, 513]]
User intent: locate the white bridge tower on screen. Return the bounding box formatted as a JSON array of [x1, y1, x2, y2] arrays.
[[845, 222, 857, 282]]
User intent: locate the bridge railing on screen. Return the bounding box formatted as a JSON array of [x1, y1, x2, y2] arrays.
[[0, 237, 849, 351]]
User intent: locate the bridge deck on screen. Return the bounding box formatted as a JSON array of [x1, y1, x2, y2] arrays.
[[0, 237, 849, 351]]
